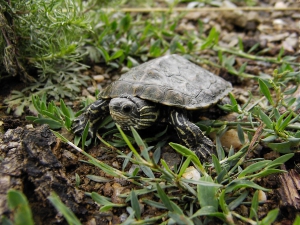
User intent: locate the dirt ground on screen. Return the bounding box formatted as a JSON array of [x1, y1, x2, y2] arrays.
[[1, 1, 300, 224]]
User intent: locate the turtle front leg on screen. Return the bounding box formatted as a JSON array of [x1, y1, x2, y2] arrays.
[[169, 110, 215, 161], [72, 99, 110, 137]]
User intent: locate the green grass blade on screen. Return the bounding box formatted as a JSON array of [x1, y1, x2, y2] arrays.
[[228, 191, 248, 210], [250, 190, 259, 219], [225, 180, 269, 193], [130, 126, 150, 161], [259, 109, 273, 129], [169, 142, 206, 175], [33, 118, 62, 129], [156, 183, 173, 211], [7, 190, 34, 225], [197, 175, 218, 210], [130, 190, 141, 220], [266, 153, 294, 168], [238, 160, 271, 178], [48, 192, 82, 225], [259, 208, 279, 225], [81, 121, 90, 150], [60, 99, 71, 118], [258, 79, 274, 106]]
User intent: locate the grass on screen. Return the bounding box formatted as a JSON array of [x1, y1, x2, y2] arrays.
[[1, 0, 300, 224]]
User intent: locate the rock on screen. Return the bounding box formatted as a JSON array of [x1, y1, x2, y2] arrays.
[[221, 2, 247, 28], [162, 152, 181, 170], [258, 190, 267, 202], [103, 182, 113, 196], [273, 19, 286, 30], [62, 150, 78, 167], [211, 128, 248, 150], [182, 166, 201, 181], [93, 65, 104, 74], [87, 86, 96, 94], [274, 2, 288, 8], [93, 75, 105, 82], [0, 125, 87, 222], [111, 183, 125, 204]]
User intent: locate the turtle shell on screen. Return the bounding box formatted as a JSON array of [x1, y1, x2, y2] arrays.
[[100, 54, 232, 110]]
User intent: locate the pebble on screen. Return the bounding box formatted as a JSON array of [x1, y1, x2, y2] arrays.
[[258, 190, 267, 202], [284, 33, 298, 49], [292, 13, 300, 19], [93, 65, 104, 74], [112, 161, 120, 169], [162, 152, 181, 170], [87, 86, 96, 94], [211, 129, 248, 150], [273, 19, 286, 30], [62, 150, 78, 167], [128, 165, 139, 175], [182, 166, 201, 180], [103, 182, 113, 196], [184, 11, 202, 20], [119, 213, 128, 222], [274, 2, 287, 8], [93, 75, 105, 82], [111, 183, 125, 204]]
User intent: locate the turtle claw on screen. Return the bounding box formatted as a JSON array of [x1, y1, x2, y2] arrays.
[[193, 137, 216, 163], [72, 99, 110, 138], [72, 113, 94, 137]]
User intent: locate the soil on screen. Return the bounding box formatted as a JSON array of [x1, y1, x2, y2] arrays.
[[1, 1, 300, 224]]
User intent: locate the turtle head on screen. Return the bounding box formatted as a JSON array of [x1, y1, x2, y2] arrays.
[[109, 96, 159, 130]]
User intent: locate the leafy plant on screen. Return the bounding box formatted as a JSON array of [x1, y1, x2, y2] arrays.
[[26, 95, 77, 130]]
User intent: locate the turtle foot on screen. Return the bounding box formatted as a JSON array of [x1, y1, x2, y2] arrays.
[[72, 113, 95, 138], [192, 136, 215, 162]]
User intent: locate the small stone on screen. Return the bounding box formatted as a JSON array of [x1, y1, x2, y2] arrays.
[[86, 218, 96, 225], [81, 89, 90, 97], [120, 213, 128, 222], [211, 129, 248, 150], [62, 150, 78, 167], [182, 166, 201, 181], [112, 75, 120, 81], [93, 75, 105, 82], [93, 65, 104, 74], [103, 182, 113, 196], [282, 40, 295, 53], [292, 13, 300, 19], [25, 124, 34, 129], [162, 152, 181, 170], [239, 205, 248, 217], [111, 183, 125, 204], [112, 161, 120, 169], [87, 86, 96, 94], [285, 33, 298, 48], [258, 190, 267, 202], [273, 19, 286, 30], [184, 11, 202, 20], [274, 2, 287, 8], [128, 165, 139, 175]]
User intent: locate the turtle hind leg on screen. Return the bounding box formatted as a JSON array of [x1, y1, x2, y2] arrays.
[[169, 110, 215, 161], [72, 99, 110, 137]]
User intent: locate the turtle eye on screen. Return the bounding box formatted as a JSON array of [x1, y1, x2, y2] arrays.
[[122, 105, 132, 113]]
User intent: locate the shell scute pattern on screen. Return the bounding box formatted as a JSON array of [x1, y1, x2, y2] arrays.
[[99, 54, 232, 109]]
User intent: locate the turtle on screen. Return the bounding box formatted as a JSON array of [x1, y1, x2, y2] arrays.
[[72, 54, 232, 161]]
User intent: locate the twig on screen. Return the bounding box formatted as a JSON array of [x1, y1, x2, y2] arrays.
[[103, 7, 300, 13]]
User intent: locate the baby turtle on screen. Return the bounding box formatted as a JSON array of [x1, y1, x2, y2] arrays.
[[72, 54, 232, 160]]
